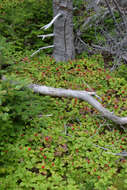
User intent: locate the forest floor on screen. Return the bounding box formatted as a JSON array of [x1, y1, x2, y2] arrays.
[[0, 53, 127, 190]]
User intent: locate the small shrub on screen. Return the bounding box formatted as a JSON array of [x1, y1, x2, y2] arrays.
[[0, 53, 127, 189]]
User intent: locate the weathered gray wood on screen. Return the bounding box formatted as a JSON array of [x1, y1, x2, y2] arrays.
[[2, 75, 127, 126], [53, 0, 75, 62], [117, 0, 127, 7], [28, 83, 127, 126]]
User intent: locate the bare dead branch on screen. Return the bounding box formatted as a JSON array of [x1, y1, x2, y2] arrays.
[[94, 144, 127, 157], [2, 75, 127, 125], [38, 34, 54, 40], [40, 13, 62, 30], [31, 45, 54, 57], [104, 0, 121, 33], [113, 0, 127, 32], [27, 83, 127, 125]]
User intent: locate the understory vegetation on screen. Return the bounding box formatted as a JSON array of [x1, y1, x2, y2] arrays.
[[0, 0, 127, 190], [0, 53, 127, 190]]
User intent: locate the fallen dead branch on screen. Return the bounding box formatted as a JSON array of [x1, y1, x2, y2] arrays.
[[2, 76, 127, 125], [27, 83, 127, 125]]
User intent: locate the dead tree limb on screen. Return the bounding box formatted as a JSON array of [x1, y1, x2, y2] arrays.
[[31, 13, 62, 57], [40, 13, 62, 30], [2, 76, 127, 125], [104, 0, 121, 33], [31, 45, 54, 57], [27, 83, 127, 126]]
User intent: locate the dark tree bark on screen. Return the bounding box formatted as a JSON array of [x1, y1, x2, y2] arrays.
[[52, 0, 75, 62]]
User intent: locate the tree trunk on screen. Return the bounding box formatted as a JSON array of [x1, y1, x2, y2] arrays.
[[52, 0, 75, 62]]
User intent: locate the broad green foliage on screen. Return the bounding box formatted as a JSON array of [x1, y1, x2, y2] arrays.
[[0, 52, 127, 190], [0, 1, 127, 189]]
